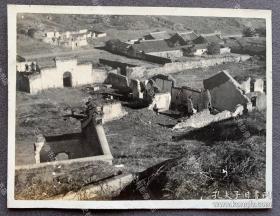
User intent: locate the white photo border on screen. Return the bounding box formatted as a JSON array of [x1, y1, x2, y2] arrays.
[[7, 4, 272, 209]]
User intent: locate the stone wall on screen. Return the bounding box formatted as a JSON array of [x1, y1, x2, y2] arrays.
[[172, 109, 232, 130], [99, 58, 136, 76], [16, 72, 30, 92], [102, 102, 128, 123], [153, 77, 173, 93], [105, 72, 130, 93], [130, 79, 143, 99], [148, 50, 183, 59], [17, 59, 108, 94], [246, 92, 266, 111], [93, 68, 108, 83], [253, 78, 264, 93], [142, 53, 172, 64], [148, 92, 171, 112], [239, 77, 251, 94], [40, 133, 101, 163], [171, 87, 211, 113], [128, 54, 251, 79], [203, 71, 251, 112]]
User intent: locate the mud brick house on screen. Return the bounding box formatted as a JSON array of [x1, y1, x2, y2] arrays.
[[17, 57, 107, 94], [203, 70, 252, 112], [42, 29, 106, 50], [200, 33, 225, 45], [105, 39, 173, 63], [132, 40, 184, 59], [106, 38, 182, 60], [168, 31, 203, 46], [192, 44, 208, 56]]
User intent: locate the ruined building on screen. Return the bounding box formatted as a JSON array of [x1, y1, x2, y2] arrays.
[[203, 70, 253, 112], [171, 86, 212, 115], [34, 100, 113, 164]]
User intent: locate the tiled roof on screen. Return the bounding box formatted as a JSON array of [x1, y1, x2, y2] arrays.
[[132, 40, 173, 53], [201, 34, 224, 44], [203, 70, 239, 90], [17, 55, 26, 62], [177, 31, 199, 41], [145, 31, 171, 40]]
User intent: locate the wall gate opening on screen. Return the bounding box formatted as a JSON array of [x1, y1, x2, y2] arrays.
[[63, 71, 72, 87]]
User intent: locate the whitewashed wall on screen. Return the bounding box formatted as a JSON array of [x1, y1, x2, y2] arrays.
[[27, 59, 106, 94]]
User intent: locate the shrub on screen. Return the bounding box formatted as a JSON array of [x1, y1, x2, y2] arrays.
[[242, 27, 256, 37], [207, 42, 220, 55], [27, 28, 37, 38]]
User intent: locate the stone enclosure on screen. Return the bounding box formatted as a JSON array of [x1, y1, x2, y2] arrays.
[[17, 57, 108, 94]]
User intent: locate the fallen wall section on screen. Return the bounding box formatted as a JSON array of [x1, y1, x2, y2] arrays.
[[172, 104, 244, 131], [102, 102, 128, 123], [105, 72, 130, 93], [148, 92, 171, 112]]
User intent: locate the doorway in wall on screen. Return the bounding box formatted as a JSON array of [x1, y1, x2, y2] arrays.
[[63, 71, 72, 87]]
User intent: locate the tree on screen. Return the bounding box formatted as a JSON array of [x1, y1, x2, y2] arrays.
[[207, 42, 220, 55], [242, 27, 256, 37], [27, 28, 37, 38], [182, 45, 196, 56]]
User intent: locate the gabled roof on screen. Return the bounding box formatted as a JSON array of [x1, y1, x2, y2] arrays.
[[144, 31, 171, 40], [17, 55, 26, 62], [203, 70, 241, 90], [176, 31, 200, 42], [132, 40, 173, 53], [106, 39, 132, 52], [201, 33, 224, 44]]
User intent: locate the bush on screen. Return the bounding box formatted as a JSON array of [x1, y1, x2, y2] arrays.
[[207, 42, 220, 55], [163, 140, 265, 200], [242, 27, 256, 37], [27, 28, 37, 38], [182, 45, 196, 56]]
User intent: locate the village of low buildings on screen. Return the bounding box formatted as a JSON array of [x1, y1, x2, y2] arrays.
[[30, 28, 107, 50], [15, 16, 267, 201]]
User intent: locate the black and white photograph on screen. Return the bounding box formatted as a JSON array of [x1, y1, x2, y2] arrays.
[[7, 5, 272, 209]]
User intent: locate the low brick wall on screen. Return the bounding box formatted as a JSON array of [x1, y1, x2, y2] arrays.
[[128, 54, 251, 79]]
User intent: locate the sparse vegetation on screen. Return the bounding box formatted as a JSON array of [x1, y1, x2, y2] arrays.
[[242, 26, 257, 37], [15, 14, 267, 201], [207, 42, 221, 55]]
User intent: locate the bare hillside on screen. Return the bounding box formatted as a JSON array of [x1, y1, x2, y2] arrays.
[[18, 13, 265, 34]]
